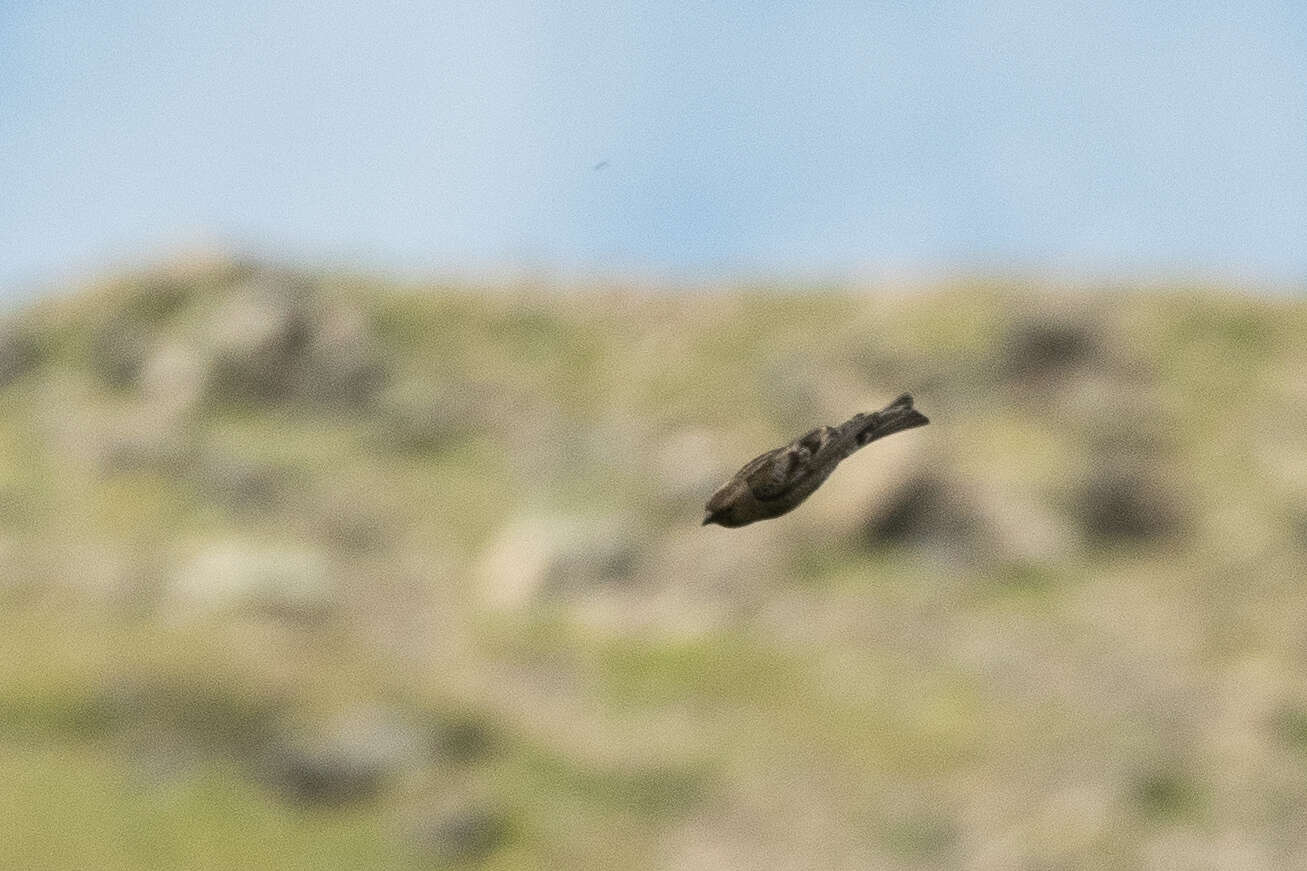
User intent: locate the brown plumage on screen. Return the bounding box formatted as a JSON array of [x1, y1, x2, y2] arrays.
[[702, 393, 929, 528]]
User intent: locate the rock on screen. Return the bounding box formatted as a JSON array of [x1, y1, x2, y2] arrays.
[[534, 525, 787, 638], [411, 806, 510, 864], [1077, 470, 1184, 543], [1003, 317, 1102, 383], [1058, 376, 1173, 457], [139, 342, 209, 417], [274, 751, 382, 805], [969, 486, 1078, 566], [851, 463, 1078, 567], [296, 302, 386, 406], [167, 540, 334, 622], [475, 512, 639, 610], [198, 275, 385, 408], [203, 279, 315, 403], [861, 473, 976, 549], [0, 320, 45, 388], [260, 708, 420, 806]]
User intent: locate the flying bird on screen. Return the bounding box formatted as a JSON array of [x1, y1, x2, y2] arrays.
[[702, 393, 929, 528]]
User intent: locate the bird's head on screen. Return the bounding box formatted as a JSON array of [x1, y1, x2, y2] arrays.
[[701, 485, 747, 527]]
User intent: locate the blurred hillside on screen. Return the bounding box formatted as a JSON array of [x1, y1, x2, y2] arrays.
[[2, 260, 1307, 870]]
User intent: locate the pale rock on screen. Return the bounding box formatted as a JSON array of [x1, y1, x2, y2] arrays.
[[476, 512, 638, 610], [261, 706, 422, 805], [168, 540, 334, 621]]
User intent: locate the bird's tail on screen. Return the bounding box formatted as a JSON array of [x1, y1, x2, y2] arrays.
[[844, 393, 930, 449]]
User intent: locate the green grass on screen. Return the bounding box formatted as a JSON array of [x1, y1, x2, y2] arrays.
[[0, 744, 412, 871]]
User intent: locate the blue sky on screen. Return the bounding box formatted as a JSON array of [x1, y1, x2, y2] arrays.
[[3, 1, 1305, 292]]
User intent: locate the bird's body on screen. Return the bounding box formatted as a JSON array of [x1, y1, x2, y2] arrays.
[[702, 393, 929, 527]]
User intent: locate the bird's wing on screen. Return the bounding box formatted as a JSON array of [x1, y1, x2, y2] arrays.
[[744, 427, 829, 501]]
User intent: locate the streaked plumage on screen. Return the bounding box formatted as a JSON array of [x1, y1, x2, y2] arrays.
[[702, 393, 929, 528]]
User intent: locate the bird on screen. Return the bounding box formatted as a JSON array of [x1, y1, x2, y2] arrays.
[[702, 393, 929, 528]]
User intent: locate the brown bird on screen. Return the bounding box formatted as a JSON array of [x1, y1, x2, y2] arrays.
[[702, 393, 929, 527]]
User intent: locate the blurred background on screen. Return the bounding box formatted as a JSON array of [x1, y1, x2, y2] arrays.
[[3, 2, 1307, 869]]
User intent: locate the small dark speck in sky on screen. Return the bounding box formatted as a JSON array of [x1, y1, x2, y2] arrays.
[[592, 160, 608, 171]]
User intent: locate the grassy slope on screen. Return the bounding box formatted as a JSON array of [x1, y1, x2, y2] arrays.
[[2, 262, 1307, 869]]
